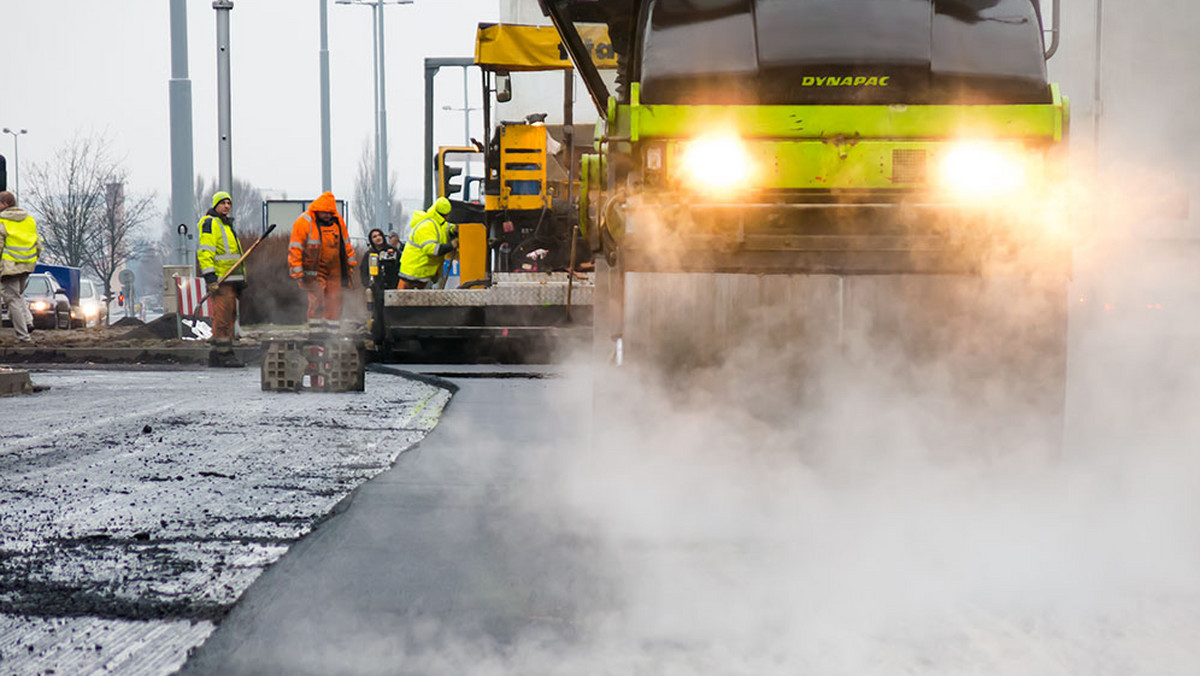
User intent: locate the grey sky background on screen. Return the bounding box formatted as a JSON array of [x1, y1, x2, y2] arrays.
[[3, 0, 500, 211]]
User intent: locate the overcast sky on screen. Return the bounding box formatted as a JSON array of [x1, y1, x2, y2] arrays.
[[3, 0, 501, 213]]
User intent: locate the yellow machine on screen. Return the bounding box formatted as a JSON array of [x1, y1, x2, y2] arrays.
[[544, 0, 1073, 448], [375, 24, 605, 362]]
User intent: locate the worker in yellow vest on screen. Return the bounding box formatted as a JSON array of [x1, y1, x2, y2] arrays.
[[398, 198, 458, 289], [197, 191, 246, 367], [0, 191, 40, 343]]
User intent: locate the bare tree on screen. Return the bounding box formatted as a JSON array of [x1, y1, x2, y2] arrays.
[[25, 135, 113, 267], [352, 139, 406, 236], [25, 133, 156, 298], [87, 180, 156, 301]]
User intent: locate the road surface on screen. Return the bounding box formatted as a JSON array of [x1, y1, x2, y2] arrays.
[[0, 367, 450, 675], [181, 352, 1200, 675]]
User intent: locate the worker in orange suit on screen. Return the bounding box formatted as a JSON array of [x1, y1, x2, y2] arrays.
[[288, 192, 357, 332]]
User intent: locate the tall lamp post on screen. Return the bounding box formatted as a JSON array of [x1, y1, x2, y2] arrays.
[[2, 128, 27, 201], [336, 0, 413, 233], [441, 103, 479, 147]]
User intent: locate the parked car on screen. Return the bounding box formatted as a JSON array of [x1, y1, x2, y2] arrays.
[[72, 279, 109, 328], [0, 273, 72, 330]]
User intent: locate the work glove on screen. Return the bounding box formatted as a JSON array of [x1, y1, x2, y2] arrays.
[[204, 272, 219, 287], [435, 241, 457, 257]]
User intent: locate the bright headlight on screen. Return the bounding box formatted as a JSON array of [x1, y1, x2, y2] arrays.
[[679, 133, 752, 193], [29, 300, 50, 312], [936, 142, 1030, 198], [81, 301, 100, 318]]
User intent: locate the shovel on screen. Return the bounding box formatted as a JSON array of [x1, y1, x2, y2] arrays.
[[196, 223, 277, 308]]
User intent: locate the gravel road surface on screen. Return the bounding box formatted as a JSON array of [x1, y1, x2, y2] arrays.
[[0, 368, 450, 675]]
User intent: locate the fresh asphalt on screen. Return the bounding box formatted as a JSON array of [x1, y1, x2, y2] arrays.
[[181, 367, 607, 675]]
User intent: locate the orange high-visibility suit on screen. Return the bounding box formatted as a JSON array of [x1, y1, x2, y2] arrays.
[[289, 192, 357, 327]]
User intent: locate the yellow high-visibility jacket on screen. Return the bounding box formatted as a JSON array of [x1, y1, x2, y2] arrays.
[[399, 211, 456, 283], [0, 207, 39, 277], [197, 210, 245, 282]]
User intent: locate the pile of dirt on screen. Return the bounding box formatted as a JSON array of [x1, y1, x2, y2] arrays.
[[111, 316, 145, 328], [123, 314, 209, 340]]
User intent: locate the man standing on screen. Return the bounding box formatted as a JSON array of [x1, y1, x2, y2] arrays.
[[0, 191, 39, 343], [289, 191, 357, 331], [197, 191, 246, 367], [399, 197, 457, 289]]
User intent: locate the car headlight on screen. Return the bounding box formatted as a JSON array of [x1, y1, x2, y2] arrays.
[[81, 301, 100, 318], [678, 133, 753, 194], [29, 300, 50, 312], [935, 142, 1031, 198]]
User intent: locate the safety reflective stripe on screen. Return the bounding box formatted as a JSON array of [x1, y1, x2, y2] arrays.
[[3, 242, 37, 261], [304, 270, 318, 277], [289, 242, 304, 249], [216, 254, 240, 259], [290, 265, 304, 274], [200, 266, 216, 274]]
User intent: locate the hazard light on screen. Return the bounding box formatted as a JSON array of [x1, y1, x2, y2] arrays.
[[935, 142, 1032, 198], [678, 133, 753, 194]]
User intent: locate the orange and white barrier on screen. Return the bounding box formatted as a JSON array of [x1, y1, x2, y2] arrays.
[[175, 276, 211, 317]]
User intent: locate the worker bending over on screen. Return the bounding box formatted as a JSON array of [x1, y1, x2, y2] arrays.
[[399, 197, 457, 289], [289, 191, 357, 331], [197, 191, 246, 367]]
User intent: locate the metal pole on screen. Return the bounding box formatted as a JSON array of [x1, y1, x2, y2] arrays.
[[424, 60, 437, 207], [1092, 0, 1104, 163], [12, 133, 18, 202], [371, 6, 381, 228], [319, 0, 332, 192], [214, 0, 234, 192], [169, 0, 196, 266], [423, 57, 474, 207], [462, 66, 471, 146], [376, 1, 389, 231]]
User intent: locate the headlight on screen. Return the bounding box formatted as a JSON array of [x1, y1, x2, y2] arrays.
[[935, 142, 1031, 198], [678, 133, 752, 193], [29, 300, 50, 312], [81, 301, 100, 318]]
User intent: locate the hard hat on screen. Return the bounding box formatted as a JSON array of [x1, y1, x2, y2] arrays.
[[212, 191, 232, 208], [433, 197, 452, 216]]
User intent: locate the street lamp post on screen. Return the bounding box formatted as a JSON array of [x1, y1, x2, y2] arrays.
[[336, 0, 413, 232], [213, 1, 234, 193], [441, 104, 479, 147], [2, 128, 28, 202]]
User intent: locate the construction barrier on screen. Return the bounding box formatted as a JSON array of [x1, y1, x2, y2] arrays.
[[175, 276, 211, 317]]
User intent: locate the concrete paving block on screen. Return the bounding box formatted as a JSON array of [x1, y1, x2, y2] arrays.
[[0, 368, 32, 396]]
